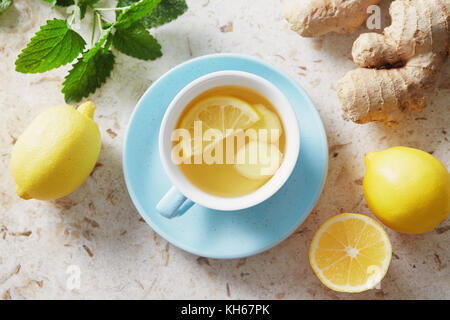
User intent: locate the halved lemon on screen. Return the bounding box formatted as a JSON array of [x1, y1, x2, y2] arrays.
[[178, 96, 260, 159], [309, 213, 392, 293]]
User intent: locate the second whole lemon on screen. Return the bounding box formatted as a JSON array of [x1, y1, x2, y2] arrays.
[[10, 102, 101, 200], [363, 147, 449, 234]]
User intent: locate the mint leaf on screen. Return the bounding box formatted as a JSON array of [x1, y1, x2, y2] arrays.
[[118, 0, 187, 28], [42, 0, 74, 6], [79, 0, 99, 18], [0, 0, 12, 14], [81, 0, 99, 4], [62, 48, 115, 103], [15, 19, 86, 73], [79, 4, 87, 19], [112, 23, 162, 60], [115, 0, 161, 30], [55, 0, 74, 6], [140, 0, 187, 28]]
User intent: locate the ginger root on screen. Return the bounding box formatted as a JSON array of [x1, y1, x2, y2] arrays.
[[284, 0, 382, 37], [338, 0, 450, 126]]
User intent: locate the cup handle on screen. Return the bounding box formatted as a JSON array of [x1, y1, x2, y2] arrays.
[[156, 186, 195, 219]]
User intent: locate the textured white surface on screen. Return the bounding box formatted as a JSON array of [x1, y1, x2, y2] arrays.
[[0, 0, 448, 299]]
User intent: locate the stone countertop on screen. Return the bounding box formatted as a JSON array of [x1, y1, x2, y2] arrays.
[[0, 0, 448, 300]]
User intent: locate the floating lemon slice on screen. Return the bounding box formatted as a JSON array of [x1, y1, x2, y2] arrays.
[[234, 141, 283, 180], [249, 104, 282, 144], [309, 213, 392, 293], [178, 96, 260, 159]]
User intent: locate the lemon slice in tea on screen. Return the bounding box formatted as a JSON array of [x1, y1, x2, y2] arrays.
[[178, 96, 260, 159], [234, 141, 283, 180], [249, 104, 283, 144]]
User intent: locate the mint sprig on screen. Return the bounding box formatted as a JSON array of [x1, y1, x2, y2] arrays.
[[13, 0, 187, 103]]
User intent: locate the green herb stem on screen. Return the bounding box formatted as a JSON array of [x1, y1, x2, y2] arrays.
[[90, 9, 96, 46], [94, 6, 129, 12], [68, 0, 79, 27], [96, 12, 103, 33]]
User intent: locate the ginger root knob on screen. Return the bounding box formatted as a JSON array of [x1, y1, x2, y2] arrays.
[[337, 0, 450, 126], [284, 0, 382, 37]]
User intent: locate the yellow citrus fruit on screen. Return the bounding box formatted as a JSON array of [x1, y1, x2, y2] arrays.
[[309, 213, 392, 293], [364, 147, 450, 234], [178, 96, 260, 158], [10, 102, 101, 200]]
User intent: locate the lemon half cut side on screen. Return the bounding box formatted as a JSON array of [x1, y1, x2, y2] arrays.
[[309, 213, 392, 293]]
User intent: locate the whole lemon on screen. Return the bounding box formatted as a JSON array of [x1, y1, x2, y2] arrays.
[[363, 147, 449, 234], [11, 102, 101, 200]]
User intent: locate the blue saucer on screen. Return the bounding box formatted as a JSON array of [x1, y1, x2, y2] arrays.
[[123, 54, 328, 259]]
